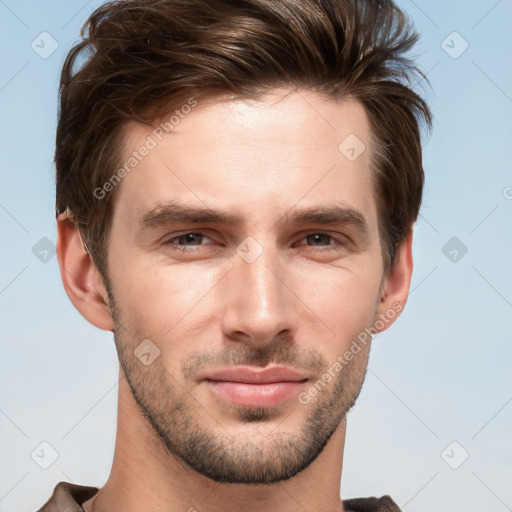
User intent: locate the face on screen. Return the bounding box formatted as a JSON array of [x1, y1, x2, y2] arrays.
[[105, 89, 386, 484]]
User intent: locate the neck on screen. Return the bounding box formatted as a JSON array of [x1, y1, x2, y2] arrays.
[[84, 370, 348, 512]]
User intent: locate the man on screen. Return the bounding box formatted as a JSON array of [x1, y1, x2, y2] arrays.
[[39, 0, 431, 510]]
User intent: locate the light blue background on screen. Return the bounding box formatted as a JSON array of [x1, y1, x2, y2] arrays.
[[1, 1, 511, 510]]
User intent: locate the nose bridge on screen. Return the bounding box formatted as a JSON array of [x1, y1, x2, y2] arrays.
[[243, 243, 282, 313], [222, 236, 298, 342]]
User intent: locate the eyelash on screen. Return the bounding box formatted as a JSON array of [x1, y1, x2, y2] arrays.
[[162, 232, 349, 252]]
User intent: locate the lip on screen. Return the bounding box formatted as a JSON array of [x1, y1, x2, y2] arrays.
[[204, 366, 309, 384], [203, 366, 308, 408]]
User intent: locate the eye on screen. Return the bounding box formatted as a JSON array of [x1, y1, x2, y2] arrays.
[[163, 232, 214, 250], [162, 231, 350, 254], [295, 232, 348, 251]]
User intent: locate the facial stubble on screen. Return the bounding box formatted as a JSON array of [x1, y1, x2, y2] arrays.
[[108, 292, 375, 485]]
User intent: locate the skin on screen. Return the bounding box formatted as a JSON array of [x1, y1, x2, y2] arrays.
[[57, 88, 413, 512]]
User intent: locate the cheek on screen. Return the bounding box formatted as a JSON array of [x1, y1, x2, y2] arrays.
[[110, 257, 232, 339], [109, 248, 382, 354], [295, 264, 381, 344]]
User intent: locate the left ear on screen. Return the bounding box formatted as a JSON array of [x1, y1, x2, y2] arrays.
[[374, 229, 413, 333]]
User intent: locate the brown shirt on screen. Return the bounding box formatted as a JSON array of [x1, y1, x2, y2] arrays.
[[37, 481, 402, 512]]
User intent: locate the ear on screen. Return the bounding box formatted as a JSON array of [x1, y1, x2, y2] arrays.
[[374, 229, 413, 334], [56, 211, 114, 331]]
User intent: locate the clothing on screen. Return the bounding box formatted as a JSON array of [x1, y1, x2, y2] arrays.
[[344, 495, 402, 511], [37, 482, 98, 512], [37, 481, 402, 511]]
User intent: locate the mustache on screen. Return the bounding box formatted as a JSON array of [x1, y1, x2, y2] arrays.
[[182, 340, 327, 378]]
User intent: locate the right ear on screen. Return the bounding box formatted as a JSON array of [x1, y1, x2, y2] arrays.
[[56, 211, 114, 331]]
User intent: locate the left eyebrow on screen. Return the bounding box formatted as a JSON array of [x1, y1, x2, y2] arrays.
[[285, 204, 369, 235], [138, 200, 370, 241]]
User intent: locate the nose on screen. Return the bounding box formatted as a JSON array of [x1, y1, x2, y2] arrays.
[[221, 240, 300, 347]]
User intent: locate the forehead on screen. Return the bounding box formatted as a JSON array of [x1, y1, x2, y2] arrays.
[[113, 88, 378, 232]]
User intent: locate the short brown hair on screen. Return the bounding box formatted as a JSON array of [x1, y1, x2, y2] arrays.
[[56, 0, 431, 280]]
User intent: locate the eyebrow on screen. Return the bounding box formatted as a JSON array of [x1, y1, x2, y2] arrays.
[[138, 200, 370, 238]]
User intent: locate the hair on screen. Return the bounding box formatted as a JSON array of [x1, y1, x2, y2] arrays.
[[55, 0, 431, 281]]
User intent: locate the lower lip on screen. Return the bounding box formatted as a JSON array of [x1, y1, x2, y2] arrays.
[[205, 380, 307, 407]]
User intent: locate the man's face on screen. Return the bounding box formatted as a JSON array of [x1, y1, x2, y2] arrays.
[[106, 89, 386, 484]]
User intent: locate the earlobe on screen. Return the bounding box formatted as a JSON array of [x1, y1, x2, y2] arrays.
[[56, 211, 114, 331], [375, 230, 414, 333]]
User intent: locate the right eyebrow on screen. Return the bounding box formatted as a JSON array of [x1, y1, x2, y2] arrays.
[[138, 201, 243, 232]]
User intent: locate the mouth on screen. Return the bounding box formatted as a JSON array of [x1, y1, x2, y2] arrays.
[[202, 366, 309, 408]]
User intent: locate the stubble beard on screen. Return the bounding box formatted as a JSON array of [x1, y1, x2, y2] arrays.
[[109, 293, 374, 485]]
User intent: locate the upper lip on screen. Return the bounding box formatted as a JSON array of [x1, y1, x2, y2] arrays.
[[203, 366, 309, 384]]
